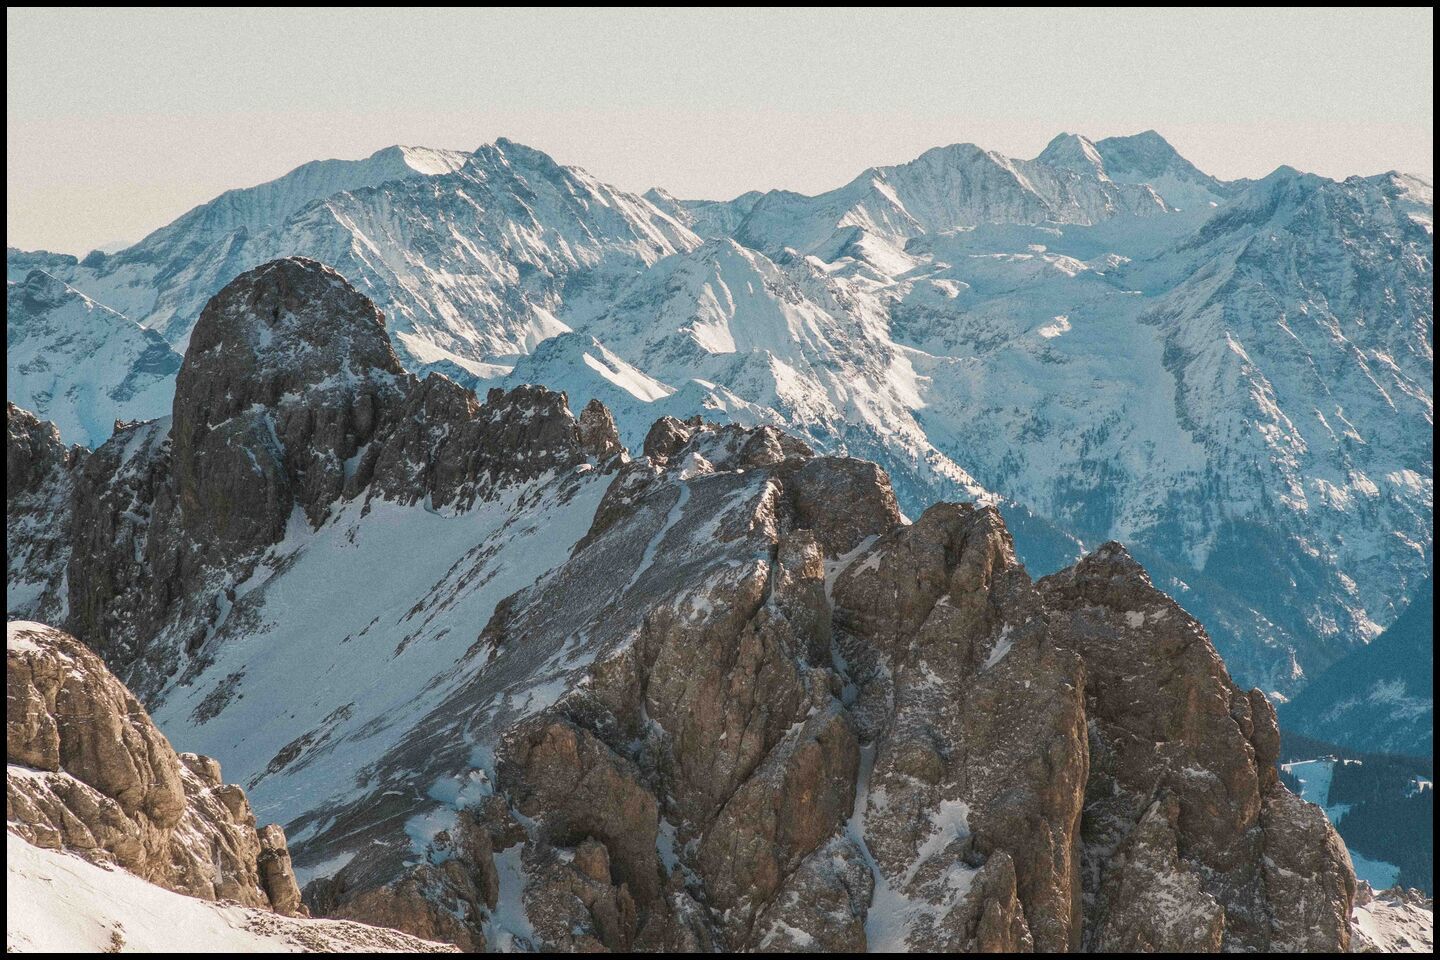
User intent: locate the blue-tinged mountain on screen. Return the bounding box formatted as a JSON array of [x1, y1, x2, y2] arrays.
[[573, 146, 1435, 694], [1035, 130, 1241, 210], [1281, 581, 1434, 758], [7, 269, 180, 445], [8, 140, 697, 402]]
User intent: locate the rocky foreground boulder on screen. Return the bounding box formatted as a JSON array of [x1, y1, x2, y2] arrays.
[[4, 257, 1380, 951], [7, 620, 303, 914]]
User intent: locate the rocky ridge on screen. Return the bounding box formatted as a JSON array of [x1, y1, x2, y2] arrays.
[[4, 258, 1393, 951]]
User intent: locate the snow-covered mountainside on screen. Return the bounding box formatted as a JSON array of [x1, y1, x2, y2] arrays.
[[510, 154, 1434, 694], [716, 138, 1174, 258], [7, 269, 180, 447], [5, 133, 1431, 701], [5, 260, 1381, 951], [8, 139, 695, 377], [1035, 130, 1240, 211]]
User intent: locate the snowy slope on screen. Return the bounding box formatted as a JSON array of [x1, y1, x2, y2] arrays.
[[6, 832, 455, 953], [6, 146, 468, 328], [7, 270, 180, 447], [710, 140, 1169, 257], [9, 140, 695, 377], [147, 475, 613, 841], [500, 236, 997, 528], [1037, 130, 1239, 211], [1350, 885, 1435, 953]]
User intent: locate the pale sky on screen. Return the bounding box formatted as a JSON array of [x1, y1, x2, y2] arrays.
[[7, 7, 1434, 254]]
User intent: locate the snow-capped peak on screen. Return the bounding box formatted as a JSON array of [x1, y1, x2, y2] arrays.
[[1090, 130, 1235, 207], [390, 144, 470, 175], [1034, 132, 1110, 179]]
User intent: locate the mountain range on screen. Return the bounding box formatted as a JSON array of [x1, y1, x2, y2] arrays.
[[5, 257, 1399, 950], [8, 132, 1431, 715], [5, 133, 1434, 951]]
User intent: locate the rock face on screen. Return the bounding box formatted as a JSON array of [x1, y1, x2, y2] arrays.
[[171, 256, 406, 557], [6, 257, 1361, 952], [1037, 545, 1356, 951], [6, 620, 305, 915], [6, 403, 76, 627]]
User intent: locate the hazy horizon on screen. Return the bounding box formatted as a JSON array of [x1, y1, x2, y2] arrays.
[[8, 7, 1434, 254]]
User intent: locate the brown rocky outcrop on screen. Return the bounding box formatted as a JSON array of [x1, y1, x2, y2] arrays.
[[171, 257, 405, 544], [829, 500, 1089, 952], [298, 418, 1355, 952], [6, 620, 306, 915], [1038, 542, 1356, 951]]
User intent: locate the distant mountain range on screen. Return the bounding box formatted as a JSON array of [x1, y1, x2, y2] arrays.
[[7, 131, 1433, 709]]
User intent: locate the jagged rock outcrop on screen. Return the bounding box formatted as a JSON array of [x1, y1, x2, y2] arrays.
[[1039, 543, 1355, 950], [7, 257, 1361, 952], [291, 416, 1356, 952], [6, 620, 305, 915], [7, 400, 73, 497], [6, 403, 76, 626], [171, 257, 406, 558], [827, 500, 1089, 952]]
